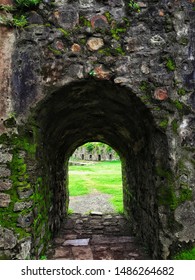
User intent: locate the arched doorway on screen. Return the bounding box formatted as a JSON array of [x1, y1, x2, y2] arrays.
[[31, 79, 171, 259]]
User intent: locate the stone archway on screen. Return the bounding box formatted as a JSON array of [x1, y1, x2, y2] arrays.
[[29, 79, 171, 259], [0, 0, 195, 260]]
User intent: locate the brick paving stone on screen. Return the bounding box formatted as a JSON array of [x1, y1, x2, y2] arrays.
[[53, 246, 72, 259], [93, 250, 113, 260], [53, 237, 65, 245], [72, 246, 93, 260], [63, 238, 90, 246], [92, 245, 108, 252]]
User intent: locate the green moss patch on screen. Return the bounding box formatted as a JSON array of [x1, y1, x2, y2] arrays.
[[156, 167, 192, 210]]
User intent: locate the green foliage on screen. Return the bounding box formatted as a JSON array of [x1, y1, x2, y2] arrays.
[[122, 17, 131, 27], [48, 46, 62, 56], [0, 4, 15, 12], [174, 247, 195, 260], [139, 81, 153, 93], [0, 14, 27, 27], [40, 255, 47, 260], [84, 142, 94, 153], [13, 15, 27, 27], [68, 209, 74, 215], [178, 187, 192, 204], [98, 48, 112, 56], [178, 37, 189, 46], [177, 88, 186, 96], [159, 119, 168, 129], [114, 46, 125, 55], [171, 119, 178, 134], [58, 28, 70, 37], [14, 0, 41, 8], [173, 100, 183, 110], [79, 16, 91, 27], [104, 11, 112, 23], [128, 1, 141, 13], [166, 58, 176, 71], [89, 70, 96, 77], [111, 27, 126, 40]]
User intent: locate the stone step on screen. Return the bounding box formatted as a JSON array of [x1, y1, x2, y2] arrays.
[[47, 214, 149, 260]]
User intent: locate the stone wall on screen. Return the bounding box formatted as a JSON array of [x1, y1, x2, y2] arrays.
[[0, 0, 195, 259]]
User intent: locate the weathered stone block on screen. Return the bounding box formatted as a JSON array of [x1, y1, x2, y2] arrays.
[[125, 37, 144, 52], [17, 186, 33, 199], [17, 212, 33, 228], [0, 179, 12, 191], [79, 0, 94, 8], [28, 11, 44, 25], [89, 65, 111, 80], [14, 201, 33, 212], [0, 149, 12, 163], [90, 15, 108, 29], [154, 88, 168, 101], [71, 43, 81, 53], [108, 0, 124, 7], [0, 193, 11, 208], [54, 8, 79, 29], [17, 237, 31, 260], [87, 37, 104, 51], [114, 77, 129, 84], [0, 166, 11, 178], [4, 228, 17, 250], [150, 35, 165, 46]]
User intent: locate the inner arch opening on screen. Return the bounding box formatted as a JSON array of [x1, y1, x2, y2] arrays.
[[68, 142, 123, 215]]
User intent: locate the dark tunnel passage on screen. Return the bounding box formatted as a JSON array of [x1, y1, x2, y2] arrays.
[[33, 79, 170, 258]]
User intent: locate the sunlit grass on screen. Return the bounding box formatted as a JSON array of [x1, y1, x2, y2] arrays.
[[68, 161, 123, 213], [173, 247, 195, 260]]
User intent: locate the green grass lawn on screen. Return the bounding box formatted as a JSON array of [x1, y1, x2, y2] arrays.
[[68, 161, 123, 213], [173, 247, 195, 260]]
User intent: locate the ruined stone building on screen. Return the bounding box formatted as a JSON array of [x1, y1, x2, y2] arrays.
[[71, 142, 119, 161], [0, 0, 195, 259]]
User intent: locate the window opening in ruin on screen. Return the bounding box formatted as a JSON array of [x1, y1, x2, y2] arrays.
[[68, 142, 123, 215]]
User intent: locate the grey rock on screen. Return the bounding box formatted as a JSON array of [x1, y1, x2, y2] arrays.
[[0, 179, 12, 191], [0, 193, 11, 208], [54, 8, 79, 29], [4, 228, 17, 250], [17, 187, 33, 199], [63, 238, 90, 246], [79, 0, 94, 8], [17, 212, 33, 228], [17, 237, 31, 260], [14, 201, 33, 212], [0, 150, 12, 163], [150, 35, 165, 46], [0, 166, 11, 178]]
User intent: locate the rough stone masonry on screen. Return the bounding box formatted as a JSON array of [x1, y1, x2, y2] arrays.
[[0, 0, 195, 259]]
